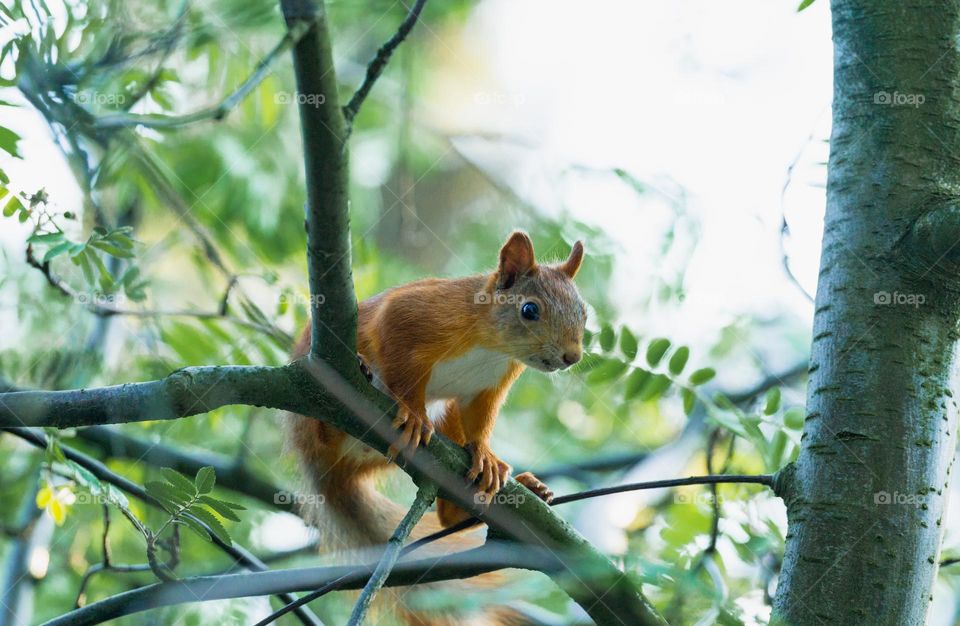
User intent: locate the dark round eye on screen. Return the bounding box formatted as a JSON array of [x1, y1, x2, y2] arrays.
[[520, 301, 540, 321]]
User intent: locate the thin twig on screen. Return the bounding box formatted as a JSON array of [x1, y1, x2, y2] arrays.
[[1, 428, 323, 626], [779, 128, 818, 303], [260, 471, 777, 623], [704, 428, 723, 555], [347, 484, 437, 626], [408, 474, 776, 559], [93, 20, 314, 130], [341, 0, 428, 125], [25, 245, 291, 345]]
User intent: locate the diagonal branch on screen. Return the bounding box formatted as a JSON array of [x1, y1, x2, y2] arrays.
[[43, 543, 564, 626], [92, 20, 314, 130], [347, 483, 437, 625], [75, 426, 291, 512], [342, 0, 428, 125], [2, 427, 323, 626]]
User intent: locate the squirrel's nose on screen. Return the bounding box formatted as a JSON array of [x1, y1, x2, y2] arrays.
[[562, 351, 582, 366]]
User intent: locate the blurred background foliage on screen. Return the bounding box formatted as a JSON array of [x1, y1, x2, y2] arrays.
[[0, 0, 958, 625]]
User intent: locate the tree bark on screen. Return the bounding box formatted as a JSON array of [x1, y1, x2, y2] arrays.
[[773, 1, 960, 623]]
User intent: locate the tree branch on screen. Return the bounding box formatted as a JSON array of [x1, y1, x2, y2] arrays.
[[341, 0, 428, 125], [92, 20, 314, 130], [279, 0, 357, 369], [0, 354, 667, 624], [2, 427, 323, 626], [74, 426, 291, 512], [0, 365, 296, 429], [347, 483, 437, 625], [42, 544, 564, 626], [25, 245, 292, 345]]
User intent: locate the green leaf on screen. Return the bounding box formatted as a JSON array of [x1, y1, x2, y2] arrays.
[[3, 195, 22, 217], [764, 388, 782, 415], [624, 368, 652, 401], [89, 240, 134, 258], [68, 461, 103, 492], [582, 328, 594, 349], [195, 466, 216, 494], [177, 516, 212, 542], [784, 407, 805, 430], [27, 232, 65, 244], [106, 232, 135, 249], [740, 415, 764, 442], [639, 374, 672, 402], [86, 249, 115, 292], [586, 358, 629, 384], [197, 496, 243, 522], [598, 324, 616, 352], [43, 241, 73, 263], [187, 508, 231, 545], [145, 481, 191, 507], [682, 388, 696, 415], [0, 169, 8, 185], [619, 327, 638, 360], [797, 0, 816, 11], [0, 126, 22, 158], [714, 393, 734, 410], [645, 338, 671, 367], [668, 346, 690, 375], [689, 368, 716, 386], [76, 249, 95, 285], [708, 410, 749, 440], [768, 430, 788, 470], [160, 468, 197, 497]]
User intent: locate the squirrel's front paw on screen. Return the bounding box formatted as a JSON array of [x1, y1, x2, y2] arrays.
[[465, 443, 511, 502], [514, 471, 554, 504], [388, 407, 434, 460]]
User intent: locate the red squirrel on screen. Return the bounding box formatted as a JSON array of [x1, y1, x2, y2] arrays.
[[286, 231, 586, 598]]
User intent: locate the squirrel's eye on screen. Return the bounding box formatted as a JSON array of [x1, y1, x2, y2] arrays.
[[520, 301, 540, 321]]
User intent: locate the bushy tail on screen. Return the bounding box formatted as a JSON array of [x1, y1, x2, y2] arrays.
[[284, 413, 528, 625]]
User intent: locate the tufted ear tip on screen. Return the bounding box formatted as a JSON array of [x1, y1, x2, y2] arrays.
[[560, 240, 584, 278]]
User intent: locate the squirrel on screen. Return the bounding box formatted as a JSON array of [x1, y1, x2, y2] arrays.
[[285, 231, 586, 623]]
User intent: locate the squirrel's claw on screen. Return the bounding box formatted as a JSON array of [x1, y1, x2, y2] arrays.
[[514, 471, 554, 504], [387, 408, 433, 461], [466, 443, 511, 503]]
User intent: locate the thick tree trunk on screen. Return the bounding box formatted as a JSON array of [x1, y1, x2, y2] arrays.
[[773, 1, 960, 624]]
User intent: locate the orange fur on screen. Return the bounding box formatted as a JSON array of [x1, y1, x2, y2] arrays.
[[285, 231, 586, 624]]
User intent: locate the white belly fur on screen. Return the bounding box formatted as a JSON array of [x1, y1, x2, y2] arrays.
[[426, 347, 512, 402], [364, 348, 513, 426]]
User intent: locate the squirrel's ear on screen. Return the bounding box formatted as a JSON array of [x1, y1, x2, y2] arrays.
[[497, 231, 537, 288], [560, 240, 584, 279]]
